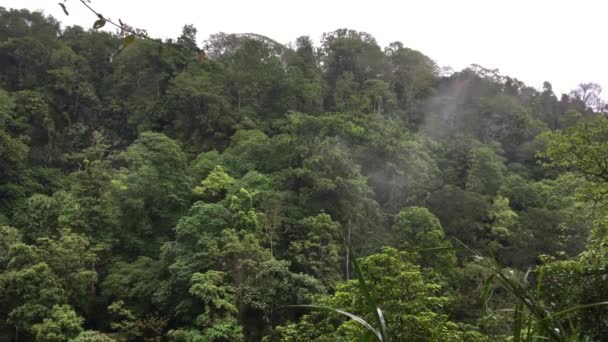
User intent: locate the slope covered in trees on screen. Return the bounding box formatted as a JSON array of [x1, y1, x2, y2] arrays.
[[0, 7, 607, 341]]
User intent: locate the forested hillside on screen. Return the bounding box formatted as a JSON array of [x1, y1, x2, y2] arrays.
[[1, 7, 607, 341]]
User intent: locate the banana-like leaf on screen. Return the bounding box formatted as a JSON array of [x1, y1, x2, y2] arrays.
[[547, 301, 608, 320], [347, 243, 389, 341], [481, 274, 496, 315], [513, 302, 524, 342], [285, 305, 382, 341]]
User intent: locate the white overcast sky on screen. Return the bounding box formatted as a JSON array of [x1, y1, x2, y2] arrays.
[[5, 0, 607, 96]]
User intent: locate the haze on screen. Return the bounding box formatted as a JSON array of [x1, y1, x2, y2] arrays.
[[5, 0, 607, 96]]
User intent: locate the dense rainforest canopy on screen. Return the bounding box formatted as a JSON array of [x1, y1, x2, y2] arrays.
[[1, 6, 607, 341]]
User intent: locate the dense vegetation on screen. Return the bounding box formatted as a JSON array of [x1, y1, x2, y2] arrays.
[[1, 6, 607, 341]]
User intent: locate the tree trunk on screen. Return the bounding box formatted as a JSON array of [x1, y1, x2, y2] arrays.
[[345, 222, 351, 280]]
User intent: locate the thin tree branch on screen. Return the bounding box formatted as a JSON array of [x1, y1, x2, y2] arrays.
[[62, 0, 201, 53]]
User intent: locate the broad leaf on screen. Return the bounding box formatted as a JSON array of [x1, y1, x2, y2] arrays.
[[93, 19, 106, 29]]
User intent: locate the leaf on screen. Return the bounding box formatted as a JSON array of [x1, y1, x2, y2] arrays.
[[58, 3, 69, 16], [348, 244, 389, 341], [481, 274, 496, 315], [122, 35, 136, 47], [376, 308, 388, 340], [547, 301, 608, 320], [284, 305, 382, 341], [198, 50, 206, 64], [93, 19, 106, 30], [513, 302, 524, 342]]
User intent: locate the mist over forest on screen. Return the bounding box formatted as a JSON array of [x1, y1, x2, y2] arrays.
[[1, 5, 608, 342]]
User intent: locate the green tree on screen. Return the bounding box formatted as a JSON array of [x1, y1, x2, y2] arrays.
[[193, 165, 234, 202], [0, 225, 21, 269], [242, 259, 324, 337], [362, 79, 396, 114], [497, 173, 542, 210], [110, 39, 172, 135], [320, 29, 387, 111], [286, 213, 343, 286], [60, 131, 120, 242], [2, 9, 607, 340], [272, 248, 487, 341], [73, 330, 116, 342], [107, 300, 138, 339], [0, 90, 28, 188], [334, 72, 366, 112], [167, 270, 243, 342], [102, 256, 162, 316], [207, 34, 286, 117], [167, 68, 233, 149], [384, 42, 436, 124], [392, 206, 455, 268], [31, 304, 83, 342], [114, 132, 192, 255], [427, 185, 490, 250], [0, 8, 60, 90], [0, 253, 64, 339], [466, 146, 507, 196], [283, 41, 324, 114], [11, 193, 60, 243], [36, 229, 98, 311], [486, 196, 517, 256]]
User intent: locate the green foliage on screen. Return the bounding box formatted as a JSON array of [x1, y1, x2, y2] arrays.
[[498, 174, 542, 210], [385, 42, 436, 124], [73, 330, 116, 342], [542, 116, 608, 183], [0, 225, 21, 268], [102, 256, 162, 315], [486, 196, 517, 250], [188, 271, 239, 326], [194, 165, 235, 202], [31, 304, 84, 342], [189, 150, 224, 178], [243, 259, 324, 330], [274, 247, 486, 341], [119, 132, 192, 217], [166, 271, 244, 341], [12, 193, 60, 242], [1, 8, 607, 341], [459, 240, 608, 342], [0, 259, 65, 335], [466, 145, 507, 196], [60, 132, 120, 241], [427, 185, 490, 250], [392, 207, 455, 268], [107, 300, 138, 338], [167, 69, 233, 148], [114, 132, 193, 255], [0, 91, 29, 183], [286, 213, 343, 285], [36, 229, 98, 310]]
